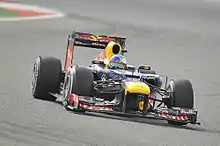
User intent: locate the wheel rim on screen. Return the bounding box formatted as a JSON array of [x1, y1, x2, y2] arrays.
[[31, 58, 40, 95], [63, 75, 71, 103], [166, 80, 174, 107]]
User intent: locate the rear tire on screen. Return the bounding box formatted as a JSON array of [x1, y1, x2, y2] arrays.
[[167, 79, 194, 125], [32, 56, 62, 101]]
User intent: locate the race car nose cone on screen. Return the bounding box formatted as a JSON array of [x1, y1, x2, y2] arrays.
[[125, 81, 150, 95]]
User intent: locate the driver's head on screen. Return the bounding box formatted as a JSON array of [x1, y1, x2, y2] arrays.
[[107, 54, 127, 70]]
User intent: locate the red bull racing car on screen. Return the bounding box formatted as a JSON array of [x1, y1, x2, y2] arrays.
[[31, 31, 200, 126]]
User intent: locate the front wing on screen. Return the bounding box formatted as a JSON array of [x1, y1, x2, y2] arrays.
[[66, 93, 200, 125]]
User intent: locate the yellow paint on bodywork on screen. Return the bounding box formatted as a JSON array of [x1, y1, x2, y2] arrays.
[[105, 41, 122, 60], [124, 89, 128, 95], [125, 81, 150, 95], [144, 66, 150, 70], [138, 101, 152, 111], [139, 101, 144, 111]]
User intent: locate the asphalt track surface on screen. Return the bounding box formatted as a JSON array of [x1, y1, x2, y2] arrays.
[[1, 0, 220, 145]]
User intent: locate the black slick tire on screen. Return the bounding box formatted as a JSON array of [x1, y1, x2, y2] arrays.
[[71, 66, 94, 97], [167, 79, 194, 125], [32, 56, 62, 101]]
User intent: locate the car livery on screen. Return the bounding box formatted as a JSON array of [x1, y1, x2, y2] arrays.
[[31, 31, 200, 126]]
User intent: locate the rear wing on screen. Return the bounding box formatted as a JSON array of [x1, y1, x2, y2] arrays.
[[71, 31, 127, 51], [64, 31, 127, 70]]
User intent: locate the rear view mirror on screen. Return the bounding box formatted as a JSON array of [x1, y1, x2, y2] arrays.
[[127, 65, 136, 71], [138, 65, 151, 72], [92, 60, 105, 64]]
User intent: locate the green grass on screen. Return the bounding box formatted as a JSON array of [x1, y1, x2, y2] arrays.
[[0, 7, 19, 17]]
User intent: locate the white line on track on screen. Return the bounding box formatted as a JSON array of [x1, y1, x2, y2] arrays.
[[0, 2, 64, 21]]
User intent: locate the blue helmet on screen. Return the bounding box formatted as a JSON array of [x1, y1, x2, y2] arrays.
[[108, 54, 127, 69]]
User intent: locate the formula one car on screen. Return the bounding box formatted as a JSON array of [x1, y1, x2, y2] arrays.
[[31, 31, 200, 126]]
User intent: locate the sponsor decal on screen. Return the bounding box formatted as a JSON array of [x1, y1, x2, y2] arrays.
[[180, 109, 195, 114], [76, 35, 97, 41], [92, 42, 105, 47], [98, 36, 114, 42], [79, 103, 113, 111]]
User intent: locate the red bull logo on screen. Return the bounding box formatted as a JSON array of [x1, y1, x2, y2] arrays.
[[98, 36, 114, 42], [76, 35, 97, 41]]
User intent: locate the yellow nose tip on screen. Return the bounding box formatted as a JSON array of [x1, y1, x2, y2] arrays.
[[125, 81, 150, 95]]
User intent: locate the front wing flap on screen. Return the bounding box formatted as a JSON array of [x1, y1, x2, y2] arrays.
[[155, 107, 199, 124]]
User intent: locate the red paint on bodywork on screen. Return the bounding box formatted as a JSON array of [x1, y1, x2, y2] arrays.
[[69, 94, 79, 107], [64, 45, 74, 70], [69, 93, 74, 103], [97, 51, 107, 60]]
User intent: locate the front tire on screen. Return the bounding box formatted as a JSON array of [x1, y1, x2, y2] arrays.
[[168, 79, 194, 108], [32, 56, 62, 101], [167, 79, 194, 125], [71, 66, 94, 96], [63, 66, 94, 112]]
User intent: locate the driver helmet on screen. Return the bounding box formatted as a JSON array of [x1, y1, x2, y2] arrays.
[[108, 54, 127, 70]]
